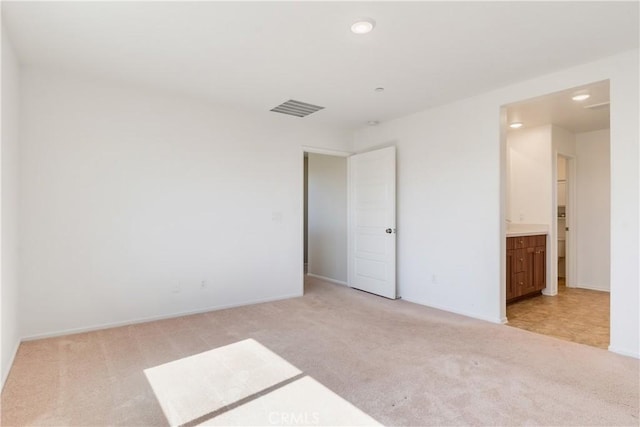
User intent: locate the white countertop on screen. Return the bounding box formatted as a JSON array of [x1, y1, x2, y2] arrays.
[[506, 223, 548, 237]]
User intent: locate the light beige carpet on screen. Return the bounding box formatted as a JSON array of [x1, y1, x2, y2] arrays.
[[2, 276, 638, 426]]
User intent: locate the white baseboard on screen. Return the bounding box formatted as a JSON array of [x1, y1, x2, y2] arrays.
[[21, 292, 302, 342], [306, 273, 347, 286], [573, 284, 610, 292], [401, 296, 505, 325], [2, 340, 21, 391], [608, 345, 639, 359]]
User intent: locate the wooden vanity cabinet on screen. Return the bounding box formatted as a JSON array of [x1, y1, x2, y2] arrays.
[[506, 235, 546, 302]]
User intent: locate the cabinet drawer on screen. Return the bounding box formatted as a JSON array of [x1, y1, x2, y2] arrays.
[[507, 235, 546, 249], [512, 249, 526, 273], [511, 236, 530, 249]]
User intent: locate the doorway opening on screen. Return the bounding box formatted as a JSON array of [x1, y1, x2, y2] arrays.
[[301, 146, 398, 299], [501, 80, 611, 349], [302, 148, 350, 294]]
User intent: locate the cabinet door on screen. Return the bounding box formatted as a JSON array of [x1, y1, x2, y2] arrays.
[[506, 249, 514, 299], [520, 247, 537, 295], [533, 245, 546, 291], [512, 272, 525, 298]]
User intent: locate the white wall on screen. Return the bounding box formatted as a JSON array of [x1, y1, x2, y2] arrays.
[[507, 125, 552, 224], [1, 27, 21, 386], [552, 125, 577, 156], [354, 49, 639, 357], [576, 129, 610, 291], [307, 154, 347, 284], [354, 99, 505, 324], [10, 51, 640, 359], [19, 67, 352, 339], [608, 52, 639, 358]]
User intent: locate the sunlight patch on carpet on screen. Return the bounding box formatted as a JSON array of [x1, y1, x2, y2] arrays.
[[144, 338, 380, 426], [198, 376, 379, 426], [144, 339, 301, 426]]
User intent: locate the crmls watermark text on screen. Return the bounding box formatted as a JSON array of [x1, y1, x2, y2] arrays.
[[268, 411, 320, 425]]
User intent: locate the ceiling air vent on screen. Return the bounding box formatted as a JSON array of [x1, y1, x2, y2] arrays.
[[270, 100, 325, 118]]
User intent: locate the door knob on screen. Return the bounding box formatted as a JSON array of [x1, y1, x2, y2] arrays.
[[386, 228, 393, 234]]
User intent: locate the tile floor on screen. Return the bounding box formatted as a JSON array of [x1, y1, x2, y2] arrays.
[[506, 279, 610, 349]]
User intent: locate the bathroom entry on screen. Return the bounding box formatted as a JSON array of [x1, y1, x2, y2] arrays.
[[503, 80, 611, 349]]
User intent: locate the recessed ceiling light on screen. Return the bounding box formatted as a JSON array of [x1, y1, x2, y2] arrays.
[[367, 120, 379, 126], [572, 93, 590, 101], [351, 18, 375, 34], [374, 87, 385, 92], [509, 122, 523, 129]]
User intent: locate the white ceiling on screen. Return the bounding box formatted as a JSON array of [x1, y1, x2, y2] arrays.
[[507, 80, 610, 133], [2, 1, 638, 129]]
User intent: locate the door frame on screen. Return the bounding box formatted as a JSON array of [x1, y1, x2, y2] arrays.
[[300, 146, 352, 295], [500, 80, 612, 342], [552, 153, 577, 294]]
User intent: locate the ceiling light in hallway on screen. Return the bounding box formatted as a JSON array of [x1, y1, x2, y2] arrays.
[[351, 18, 375, 34], [572, 93, 591, 101]]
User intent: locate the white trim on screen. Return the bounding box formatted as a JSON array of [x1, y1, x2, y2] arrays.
[[306, 273, 347, 286], [574, 284, 610, 292], [565, 155, 577, 288], [499, 106, 508, 325], [1, 340, 21, 391], [302, 146, 352, 157], [402, 296, 506, 325], [608, 345, 639, 359], [347, 155, 352, 289], [300, 149, 306, 296], [21, 293, 302, 342], [548, 149, 559, 296]]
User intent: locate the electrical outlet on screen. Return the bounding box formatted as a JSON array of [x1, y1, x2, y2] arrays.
[[200, 280, 207, 289], [431, 274, 438, 284], [172, 282, 181, 294]]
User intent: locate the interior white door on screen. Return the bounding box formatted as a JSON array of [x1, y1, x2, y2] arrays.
[[348, 146, 396, 299]]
